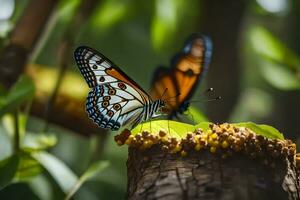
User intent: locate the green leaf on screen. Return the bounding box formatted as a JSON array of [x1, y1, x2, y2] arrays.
[[132, 121, 284, 140], [2, 112, 30, 141], [32, 151, 78, 193], [29, 175, 53, 200], [260, 59, 300, 90], [0, 154, 19, 189], [250, 26, 300, 71], [185, 106, 208, 123], [57, 0, 80, 22], [0, 75, 35, 117], [92, 0, 127, 30], [132, 120, 195, 139], [249, 26, 300, 90], [22, 133, 57, 152], [14, 152, 43, 181], [64, 161, 109, 200], [151, 0, 177, 50], [0, 126, 12, 160], [234, 122, 284, 139], [194, 122, 211, 132]]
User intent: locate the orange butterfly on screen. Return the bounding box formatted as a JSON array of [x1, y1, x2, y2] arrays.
[[150, 34, 213, 119]]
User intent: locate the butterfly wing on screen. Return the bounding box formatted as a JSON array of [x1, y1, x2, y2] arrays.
[[74, 46, 153, 130], [150, 66, 178, 116], [74, 46, 151, 104], [86, 82, 145, 130], [150, 34, 213, 118], [172, 34, 212, 103]]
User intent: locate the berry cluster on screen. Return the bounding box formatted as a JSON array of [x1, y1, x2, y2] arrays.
[[114, 123, 297, 166]]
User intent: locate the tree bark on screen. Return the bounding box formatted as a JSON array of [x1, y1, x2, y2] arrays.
[[127, 146, 292, 200]]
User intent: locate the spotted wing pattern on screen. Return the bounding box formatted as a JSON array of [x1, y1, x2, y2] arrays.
[[74, 46, 154, 130], [86, 83, 145, 130]]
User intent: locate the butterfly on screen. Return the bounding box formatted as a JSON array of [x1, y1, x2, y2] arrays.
[[74, 46, 165, 131], [150, 34, 213, 119]]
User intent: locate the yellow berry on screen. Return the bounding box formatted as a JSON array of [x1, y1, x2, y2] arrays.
[[161, 136, 169, 143], [174, 145, 182, 152], [194, 135, 201, 142], [128, 135, 134, 139], [208, 138, 214, 145], [212, 140, 219, 147], [210, 146, 217, 153], [125, 136, 134, 144], [221, 140, 229, 149], [210, 133, 218, 139], [125, 139, 131, 145], [195, 144, 202, 151], [201, 133, 208, 139]]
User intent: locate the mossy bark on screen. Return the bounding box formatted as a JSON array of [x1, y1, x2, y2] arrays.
[[127, 146, 293, 200]]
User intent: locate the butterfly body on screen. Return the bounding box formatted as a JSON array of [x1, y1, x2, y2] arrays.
[[74, 46, 164, 131], [151, 34, 213, 119]]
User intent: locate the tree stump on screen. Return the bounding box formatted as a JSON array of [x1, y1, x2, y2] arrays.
[[114, 123, 300, 200], [127, 146, 289, 200]]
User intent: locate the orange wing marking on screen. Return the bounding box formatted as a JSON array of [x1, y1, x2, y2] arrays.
[[105, 68, 149, 104]]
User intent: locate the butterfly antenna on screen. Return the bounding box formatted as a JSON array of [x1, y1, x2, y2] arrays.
[[187, 88, 220, 103], [189, 96, 221, 103], [202, 96, 222, 102], [202, 87, 214, 96]]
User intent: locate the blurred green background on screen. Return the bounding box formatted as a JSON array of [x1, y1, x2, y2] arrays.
[[0, 0, 300, 199]]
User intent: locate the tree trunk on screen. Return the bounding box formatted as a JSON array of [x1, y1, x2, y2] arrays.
[[201, 0, 248, 122], [127, 146, 292, 200]]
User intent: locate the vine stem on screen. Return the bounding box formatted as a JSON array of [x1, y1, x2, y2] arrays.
[[13, 110, 20, 153]]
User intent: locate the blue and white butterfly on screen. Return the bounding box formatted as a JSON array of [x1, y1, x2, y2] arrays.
[[74, 46, 165, 131]]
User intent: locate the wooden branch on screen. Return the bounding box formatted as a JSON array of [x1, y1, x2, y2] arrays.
[[0, 0, 58, 88], [31, 92, 101, 137], [26, 64, 103, 137], [10, 0, 58, 50]]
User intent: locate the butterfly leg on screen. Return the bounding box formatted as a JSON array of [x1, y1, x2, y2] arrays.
[[139, 123, 143, 133]]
